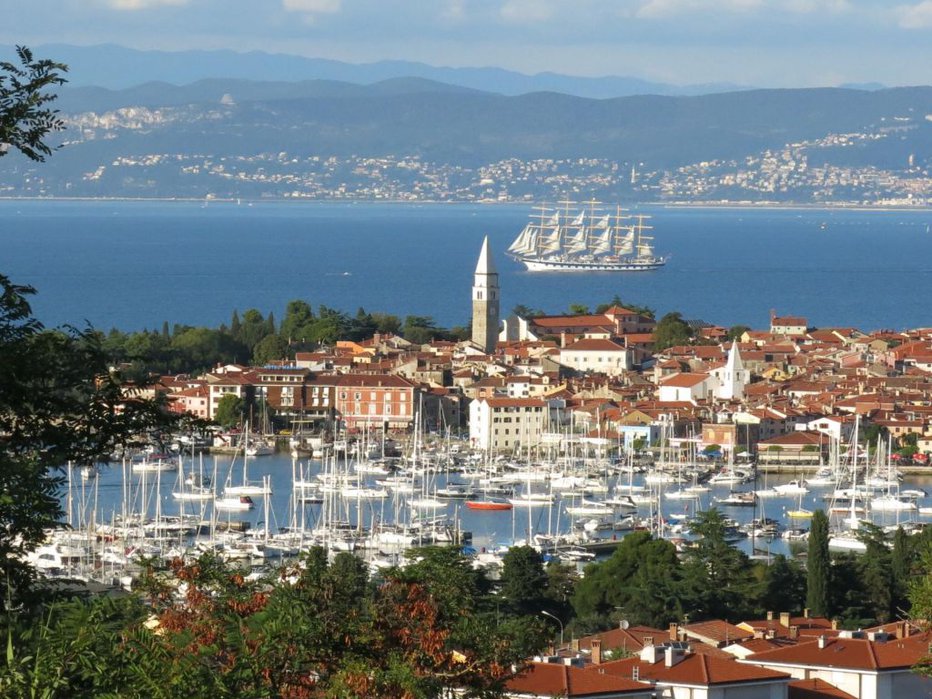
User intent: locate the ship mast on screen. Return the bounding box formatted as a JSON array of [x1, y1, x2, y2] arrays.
[[634, 214, 654, 259]]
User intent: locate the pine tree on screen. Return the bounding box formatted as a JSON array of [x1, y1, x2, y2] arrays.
[[230, 309, 241, 339], [806, 509, 831, 617], [890, 526, 912, 617]]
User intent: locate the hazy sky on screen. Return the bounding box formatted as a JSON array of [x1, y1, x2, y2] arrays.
[[3, 0, 932, 87]]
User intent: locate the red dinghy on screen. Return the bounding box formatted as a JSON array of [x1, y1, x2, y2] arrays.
[[465, 499, 513, 511]]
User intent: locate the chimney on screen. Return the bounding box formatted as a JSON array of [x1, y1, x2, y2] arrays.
[[669, 623, 679, 641], [767, 611, 774, 621], [560, 332, 567, 348], [789, 625, 799, 640], [766, 629, 776, 640], [644, 636, 654, 647], [780, 612, 791, 628], [896, 622, 906, 640], [665, 646, 685, 668], [803, 608, 811, 619], [639, 645, 660, 664], [571, 638, 580, 652], [831, 619, 839, 630], [818, 636, 828, 649], [591, 639, 602, 666]]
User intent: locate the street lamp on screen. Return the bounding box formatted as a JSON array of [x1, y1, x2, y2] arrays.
[[540, 610, 564, 647]]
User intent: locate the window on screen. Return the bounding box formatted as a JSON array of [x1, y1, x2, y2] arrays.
[[385, 405, 391, 415], [354, 392, 361, 400], [340, 392, 347, 400], [370, 391, 376, 400]]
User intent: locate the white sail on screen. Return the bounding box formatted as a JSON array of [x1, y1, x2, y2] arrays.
[[593, 214, 610, 229], [615, 230, 635, 256], [570, 211, 585, 226], [508, 225, 535, 255], [589, 229, 613, 255], [564, 228, 588, 254], [538, 229, 562, 253]]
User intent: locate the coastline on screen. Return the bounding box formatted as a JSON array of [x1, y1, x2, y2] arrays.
[[1, 195, 930, 213]]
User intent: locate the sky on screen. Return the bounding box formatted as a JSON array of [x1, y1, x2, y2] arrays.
[[2, 0, 932, 88]]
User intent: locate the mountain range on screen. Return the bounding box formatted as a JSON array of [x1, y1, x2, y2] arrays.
[[0, 44, 928, 202], [11, 43, 748, 98]]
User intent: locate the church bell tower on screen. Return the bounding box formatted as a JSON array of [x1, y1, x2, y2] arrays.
[[471, 236, 500, 354]]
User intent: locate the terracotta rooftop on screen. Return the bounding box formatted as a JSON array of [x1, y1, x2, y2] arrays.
[[788, 678, 857, 699], [601, 652, 788, 687], [660, 373, 711, 388], [505, 661, 650, 697], [682, 620, 754, 646], [744, 632, 932, 672]]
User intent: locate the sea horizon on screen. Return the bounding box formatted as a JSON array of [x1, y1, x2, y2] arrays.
[[3, 198, 931, 334]]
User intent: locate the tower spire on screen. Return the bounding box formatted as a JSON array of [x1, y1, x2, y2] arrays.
[[471, 236, 500, 354]]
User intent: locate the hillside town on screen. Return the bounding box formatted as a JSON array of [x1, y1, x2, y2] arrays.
[[158, 241, 932, 469], [2, 105, 930, 205], [122, 239, 932, 699]]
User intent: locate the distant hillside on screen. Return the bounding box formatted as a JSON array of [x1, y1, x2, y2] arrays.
[[51, 81, 932, 166], [7, 42, 743, 98], [3, 77, 932, 202]]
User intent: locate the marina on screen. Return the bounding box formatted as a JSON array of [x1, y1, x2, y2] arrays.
[[39, 433, 932, 587]]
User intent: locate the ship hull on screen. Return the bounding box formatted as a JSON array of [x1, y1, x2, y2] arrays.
[[516, 256, 666, 272]]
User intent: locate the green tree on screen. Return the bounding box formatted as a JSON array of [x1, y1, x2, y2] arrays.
[[238, 308, 270, 350], [568, 303, 590, 315], [726, 325, 751, 342], [0, 276, 182, 607], [371, 312, 402, 335], [891, 526, 912, 616], [680, 508, 758, 620], [171, 326, 247, 371], [572, 531, 682, 627], [347, 307, 377, 342], [279, 299, 314, 342], [758, 554, 805, 615], [251, 333, 288, 365], [653, 311, 691, 351], [806, 509, 831, 617], [499, 545, 549, 617], [0, 46, 67, 161], [511, 304, 543, 318], [214, 393, 245, 428], [403, 315, 438, 345]]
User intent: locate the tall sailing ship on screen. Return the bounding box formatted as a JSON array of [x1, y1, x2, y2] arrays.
[[507, 201, 666, 272]]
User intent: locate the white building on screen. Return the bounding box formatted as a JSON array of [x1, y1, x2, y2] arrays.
[[741, 632, 932, 699], [558, 337, 632, 376], [469, 397, 550, 452], [658, 373, 716, 403], [710, 342, 750, 401]]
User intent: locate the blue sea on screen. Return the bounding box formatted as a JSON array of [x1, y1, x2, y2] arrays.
[[2, 199, 932, 332]]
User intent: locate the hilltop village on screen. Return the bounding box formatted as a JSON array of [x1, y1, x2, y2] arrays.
[[159, 239, 932, 468]]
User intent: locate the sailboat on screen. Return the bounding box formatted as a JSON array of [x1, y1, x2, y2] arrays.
[[507, 201, 666, 272], [223, 425, 272, 498]]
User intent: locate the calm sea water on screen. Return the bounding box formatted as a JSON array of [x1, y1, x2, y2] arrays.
[[2, 199, 932, 332]]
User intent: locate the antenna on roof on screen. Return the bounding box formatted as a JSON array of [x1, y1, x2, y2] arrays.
[[620, 619, 630, 630]]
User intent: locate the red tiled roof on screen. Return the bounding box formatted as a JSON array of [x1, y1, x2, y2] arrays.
[[683, 620, 754, 646], [601, 653, 788, 687], [745, 633, 932, 671], [656, 653, 788, 686], [660, 373, 710, 388], [788, 678, 857, 699], [505, 662, 650, 697]]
